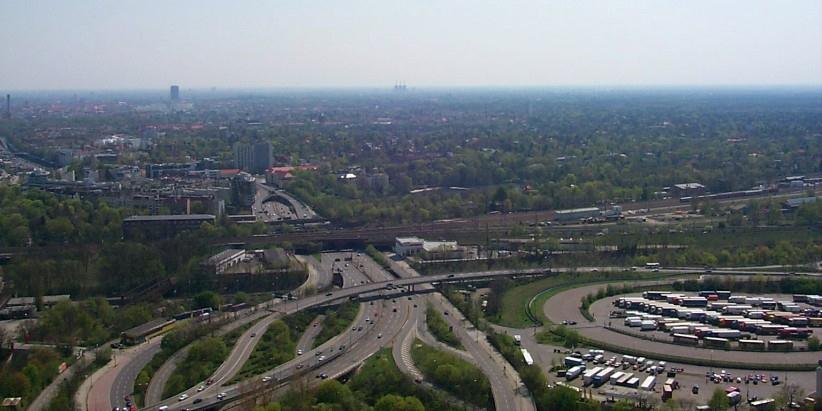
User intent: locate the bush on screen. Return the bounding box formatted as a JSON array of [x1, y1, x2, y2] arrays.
[[411, 341, 491, 408], [163, 337, 228, 398], [808, 336, 820, 351]]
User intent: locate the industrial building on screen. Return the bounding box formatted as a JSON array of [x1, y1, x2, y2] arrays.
[[204, 249, 246, 274], [670, 183, 706, 198], [122, 214, 215, 240], [121, 318, 176, 345], [553, 207, 601, 222], [394, 237, 474, 260]]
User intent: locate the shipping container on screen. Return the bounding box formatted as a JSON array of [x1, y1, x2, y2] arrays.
[[767, 340, 794, 351], [703, 337, 731, 349], [672, 333, 699, 345], [739, 339, 766, 350]]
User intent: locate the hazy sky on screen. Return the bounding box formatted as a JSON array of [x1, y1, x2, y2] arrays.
[[2, 1, 821, 90]]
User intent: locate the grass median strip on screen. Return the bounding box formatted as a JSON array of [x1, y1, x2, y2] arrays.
[[313, 302, 360, 348], [410, 339, 492, 409], [229, 319, 294, 383], [425, 304, 462, 349], [159, 318, 256, 399], [228, 310, 319, 384]]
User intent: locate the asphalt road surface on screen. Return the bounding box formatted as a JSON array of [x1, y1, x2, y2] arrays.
[[544, 281, 822, 366]]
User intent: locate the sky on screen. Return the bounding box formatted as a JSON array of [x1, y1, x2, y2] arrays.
[[1, 1, 821, 90]]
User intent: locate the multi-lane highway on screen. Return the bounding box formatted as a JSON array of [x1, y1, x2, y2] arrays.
[[146, 252, 399, 410], [130, 262, 805, 410]]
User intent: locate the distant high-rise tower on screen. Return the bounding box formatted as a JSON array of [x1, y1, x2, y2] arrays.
[[5, 94, 9, 119], [233, 141, 272, 173], [170, 85, 180, 101]]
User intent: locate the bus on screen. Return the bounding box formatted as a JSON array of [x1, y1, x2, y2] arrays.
[[521, 348, 534, 366], [645, 262, 661, 269]]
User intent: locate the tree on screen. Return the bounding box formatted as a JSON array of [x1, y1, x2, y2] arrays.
[[808, 336, 820, 351], [193, 291, 222, 310], [708, 388, 729, 411], [315, 380, 358, 410], [374, 394, 425, 411], [542, 385, 580, 411], [233, 292, 250, 304]]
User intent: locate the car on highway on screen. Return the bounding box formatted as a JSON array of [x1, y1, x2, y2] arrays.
[[326, 292, 333, 296], [250, 333, 256, 337], [297, 349, 303, 355], [262, 376, 272, 383], [197, 385, 205, 392], [318, 355, 326, 361], [317, 373, 329, 379], [193, 398, 203, 404], [377, 333, 383, 339], [217, 392, 227, 400], [178, 394, 189, 401], [296, 364, 304, 369]]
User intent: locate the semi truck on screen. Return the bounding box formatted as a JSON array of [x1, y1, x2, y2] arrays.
[[640, 376, 657, 391], [566, 365, 585, 381]]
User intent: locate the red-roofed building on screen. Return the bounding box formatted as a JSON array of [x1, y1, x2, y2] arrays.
[[220, 169, 241, 177], [265, 164, 318, 187]]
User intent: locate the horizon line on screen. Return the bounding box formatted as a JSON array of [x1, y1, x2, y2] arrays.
[[2, 83, 822, 95]]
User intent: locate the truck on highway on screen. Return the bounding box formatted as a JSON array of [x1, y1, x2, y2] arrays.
[[566, 365, 585, 381]]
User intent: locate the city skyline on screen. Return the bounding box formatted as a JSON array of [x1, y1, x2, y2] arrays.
[[1, 0, 821, 90]]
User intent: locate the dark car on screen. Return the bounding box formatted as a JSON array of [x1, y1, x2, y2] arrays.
[[193, 399, 203, 404]]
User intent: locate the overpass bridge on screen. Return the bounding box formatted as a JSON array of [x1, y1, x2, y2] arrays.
[[142, 265, 810, 411]]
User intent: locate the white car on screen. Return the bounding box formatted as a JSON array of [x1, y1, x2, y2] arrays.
[[318, 355, 326, 361], [297, 349, 303, 355], [197, 385, 205, 392], [217, 392, 227, 400], [262, 376, 272, 382], [178, 394, 189, 401]]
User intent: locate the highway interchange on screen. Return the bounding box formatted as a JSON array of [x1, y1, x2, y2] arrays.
[[75, 259, 815, 411]]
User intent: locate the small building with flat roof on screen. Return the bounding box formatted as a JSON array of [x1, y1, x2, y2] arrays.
[[121, 318, 176, 345]]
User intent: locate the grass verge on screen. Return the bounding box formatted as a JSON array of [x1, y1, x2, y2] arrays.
[[493, 271, 687, 327], [425, 304, 462, 349], [313, 302, 360, 348], [410, 339, 492, 409], [229, 311, 318, 384]]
